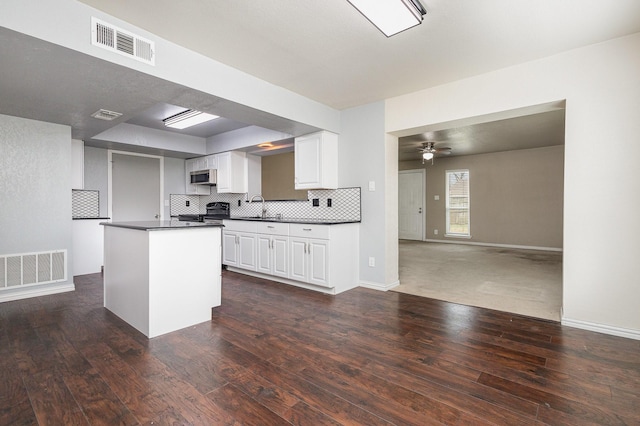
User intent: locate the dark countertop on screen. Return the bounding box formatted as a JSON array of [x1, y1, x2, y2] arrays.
[[73, 217, 110, 220], [101, 220, 224, 231], [227, 216, 360, 225]]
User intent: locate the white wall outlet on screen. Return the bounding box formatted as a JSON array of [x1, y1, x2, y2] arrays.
[[434, 195, 440, 200], [368, 256, 375, 267], [434, 229, 438, 235], [368, 181, 376, 191]]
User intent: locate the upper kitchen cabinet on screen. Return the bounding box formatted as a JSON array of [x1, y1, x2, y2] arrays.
[[216, 151, 247, 193], [294, 131, 338, 190], [185, 158, 210, 195], [204, 154, 217, 170]]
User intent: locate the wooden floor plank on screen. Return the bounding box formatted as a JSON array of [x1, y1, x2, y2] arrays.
[[0, 270, 638, 425]]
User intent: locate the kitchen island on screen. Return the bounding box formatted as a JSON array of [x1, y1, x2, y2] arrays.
[[102, 220, 223, 338]]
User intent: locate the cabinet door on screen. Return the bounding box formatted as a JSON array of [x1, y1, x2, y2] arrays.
[[289, 237, 308, 282], [271, 235, 289, 278], [204, 154, 217, 170], [256, 235, 272, 274], [294, 134, 322, 189], [308, 239, 329, 287], [237, 232, 257, 270], [216, 151, 247, 193], [294, 131, 338, 190], [222, 231, 238, 266]]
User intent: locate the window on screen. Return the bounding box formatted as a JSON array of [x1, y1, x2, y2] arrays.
[[446, 170, 470, 237]]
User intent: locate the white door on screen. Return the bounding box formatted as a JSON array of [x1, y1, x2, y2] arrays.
[[222, 231, 238, 266], [257, 235, 272, 274], [399, 170, 425, 240], [110, 152, 162, 221], [272, 235, 289, 278], [294, 134, 321, 188], [308, 239, 329, 287], [289, 237, 308, 282], [237, 233, 257, 270]]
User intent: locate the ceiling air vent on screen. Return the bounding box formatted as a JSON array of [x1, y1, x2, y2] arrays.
[[91, 17, 155, 65], [91, 109, 123, 121]]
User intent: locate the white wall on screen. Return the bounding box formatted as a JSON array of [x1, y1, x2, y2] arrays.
[[84, 146, 109, 217], [0, 114, 74, 298], [386, 33, 640, 338], [340, 102, 397, 289]]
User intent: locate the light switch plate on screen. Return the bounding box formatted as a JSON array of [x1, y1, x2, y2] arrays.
[[368, 181, 376, 191]]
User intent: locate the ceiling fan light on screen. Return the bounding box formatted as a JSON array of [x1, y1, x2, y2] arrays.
[[423, 152, 434, 160]]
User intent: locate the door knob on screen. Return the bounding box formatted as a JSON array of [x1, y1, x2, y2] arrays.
[[155, 213, 159, 219]]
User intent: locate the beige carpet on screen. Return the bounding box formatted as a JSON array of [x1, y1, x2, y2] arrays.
[[395, 241, 563, 321]]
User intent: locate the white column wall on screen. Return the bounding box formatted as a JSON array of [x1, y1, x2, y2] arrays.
[[385, 33, 640, 338]]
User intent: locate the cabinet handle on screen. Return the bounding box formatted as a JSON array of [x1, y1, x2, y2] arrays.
[[267, 225, 275, 229], [303, 228, 312, 231]]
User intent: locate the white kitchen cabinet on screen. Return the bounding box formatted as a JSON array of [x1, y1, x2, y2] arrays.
[[294, 131, 338, 190], [216, 151, 247, 193], [185, 158, 210, 195], [289, 225, 330, 287], [222, 220, 257, 271], [257, 222, 289, 278], [204, 154, 217, 169], [223, 219, 359, 295]]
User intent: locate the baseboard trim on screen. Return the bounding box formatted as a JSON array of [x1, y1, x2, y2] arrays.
[[423, 239, 562, 252], [0, 283, 75, 303], [359, 279, 399, 292], [562, 317, 640, 341]]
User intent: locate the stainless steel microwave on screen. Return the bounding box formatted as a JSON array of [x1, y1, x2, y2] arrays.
[[190, 169, 217, 185]]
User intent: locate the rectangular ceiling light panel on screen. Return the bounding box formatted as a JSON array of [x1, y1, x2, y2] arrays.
[[163, 110, 219, 129], [91, 17, 155, 65], [347, 0, 425, 37]]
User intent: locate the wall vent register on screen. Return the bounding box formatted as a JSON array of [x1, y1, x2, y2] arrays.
[[91, 17, 155, 65]]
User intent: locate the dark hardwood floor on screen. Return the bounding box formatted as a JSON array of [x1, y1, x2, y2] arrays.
[[1, 271, 639, 425]]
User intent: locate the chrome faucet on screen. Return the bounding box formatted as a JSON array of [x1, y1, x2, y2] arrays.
[[249, 194, 267, 218]]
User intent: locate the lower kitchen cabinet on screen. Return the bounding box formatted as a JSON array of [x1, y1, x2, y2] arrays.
[[222, 221, 257, 271], [223, 220, 358, 294], [289, 236, 329, 287], [257, 234, 288, 278]]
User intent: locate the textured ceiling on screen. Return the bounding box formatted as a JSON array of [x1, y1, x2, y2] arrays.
[[2, 1, 639, 158], [78, 0, 640, 109]]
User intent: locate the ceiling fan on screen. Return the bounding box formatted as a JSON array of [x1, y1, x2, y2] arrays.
[[418, 142, 451, 164]]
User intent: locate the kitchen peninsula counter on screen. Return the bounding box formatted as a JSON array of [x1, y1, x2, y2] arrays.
[[102, 220, 223, 338], [227, 216, 360, 225]]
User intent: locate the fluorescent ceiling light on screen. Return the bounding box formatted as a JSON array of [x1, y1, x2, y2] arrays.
[[347, 0, 426, 37], [163, 109, 219, 129]]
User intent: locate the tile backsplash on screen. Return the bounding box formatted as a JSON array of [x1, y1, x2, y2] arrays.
[[170, 187, 360, 222], [72, 189, 99, 218]]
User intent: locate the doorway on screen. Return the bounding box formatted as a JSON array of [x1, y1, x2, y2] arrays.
[[394, 106, 565, 321], [108, 151, 163, 221], [398, 169, 425, 240]]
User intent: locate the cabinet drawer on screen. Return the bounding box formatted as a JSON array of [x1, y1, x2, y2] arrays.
[[257, 222, 289, 235], [289, 223, 330, 239], [223, 220, 258, 233]]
